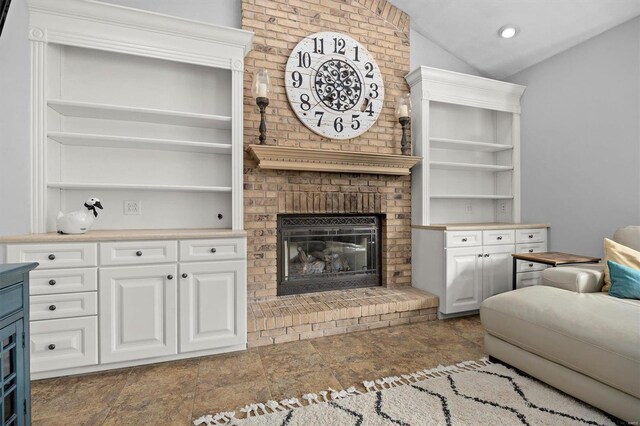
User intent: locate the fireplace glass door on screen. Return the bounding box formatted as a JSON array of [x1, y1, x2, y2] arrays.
[[277, 215, 382, 295]]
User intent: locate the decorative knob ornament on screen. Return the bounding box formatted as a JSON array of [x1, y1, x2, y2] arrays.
[[253, 69, 271, 145], [395, 93, 411, 155]]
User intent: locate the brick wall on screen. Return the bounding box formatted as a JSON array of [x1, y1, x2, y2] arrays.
[[242, 0, 412, 299]]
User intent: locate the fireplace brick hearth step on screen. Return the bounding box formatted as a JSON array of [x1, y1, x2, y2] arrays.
[[247, 287, 439, 347]]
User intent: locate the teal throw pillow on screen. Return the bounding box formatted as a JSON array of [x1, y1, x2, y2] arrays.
[[607, 260, 640, 300]]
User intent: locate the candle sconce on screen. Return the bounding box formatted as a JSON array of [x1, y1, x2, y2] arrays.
[[396, 93, 411, 155], [253, 69, 270, 145]]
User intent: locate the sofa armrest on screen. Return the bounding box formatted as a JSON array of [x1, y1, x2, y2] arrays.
[[541, 264, 604, 293]]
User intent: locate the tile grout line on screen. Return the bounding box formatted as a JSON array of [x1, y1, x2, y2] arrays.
[[99, 367, 135, 426]]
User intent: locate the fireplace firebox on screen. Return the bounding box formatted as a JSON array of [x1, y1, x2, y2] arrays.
[[277, 214, 382, 296]]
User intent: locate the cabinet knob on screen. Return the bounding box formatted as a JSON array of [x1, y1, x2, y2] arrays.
[[49, 279, 56, 286], [48, 344, 56, 350], [136, 251, 143, 256], [497, 236, 502, 240], [528, 249, 534, 253], [182, 273, 188, 278], [529, 263, 534, 267], [49, 305, 56, 311], [528, 234, 534, 239], [167, 275, 173, 280], [484, 253, 490, 257], [210, 248, 217, 253], [461, 238, 468, 242], [48, 254, 56, 260], [478, 254, 483, 258]]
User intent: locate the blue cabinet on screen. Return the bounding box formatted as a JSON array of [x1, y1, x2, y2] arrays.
[[0, 263, 38, 426]]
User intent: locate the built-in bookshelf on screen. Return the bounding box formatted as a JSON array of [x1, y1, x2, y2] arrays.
[[406, 66, 526, 225], [28, 2, 253, 232]]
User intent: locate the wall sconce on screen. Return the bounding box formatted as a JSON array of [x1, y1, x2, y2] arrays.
[[253, 69, 270, 145], [396, 93, 411, 155]]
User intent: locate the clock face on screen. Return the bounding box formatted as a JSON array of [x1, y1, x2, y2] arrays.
[[285, 32, 385, 140]]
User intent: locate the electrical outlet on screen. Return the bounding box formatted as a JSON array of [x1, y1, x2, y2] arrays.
[[124, 200, 141, 215], [465, 203, 473, 214]]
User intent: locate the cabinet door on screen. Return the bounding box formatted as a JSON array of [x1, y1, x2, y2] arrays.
[[179, 261, 246, 353], [100, 264, 177, 363], [0, 320, 26, 426], [445, 247, 483, 313], [482, 244, 515, 300]]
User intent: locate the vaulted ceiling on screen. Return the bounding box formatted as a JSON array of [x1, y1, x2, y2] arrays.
[[389, 0, 640, 79]]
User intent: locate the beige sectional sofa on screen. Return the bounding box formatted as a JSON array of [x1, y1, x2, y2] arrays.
[[480, 226, 640, 423]]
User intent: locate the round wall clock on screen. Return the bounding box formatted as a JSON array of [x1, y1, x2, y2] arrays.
[[285, 31, 385, 140]]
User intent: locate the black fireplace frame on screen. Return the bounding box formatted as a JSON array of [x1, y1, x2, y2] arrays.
[[277, 214, 383, 296]]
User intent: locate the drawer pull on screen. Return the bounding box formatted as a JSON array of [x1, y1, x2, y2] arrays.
[[49, 279, 56, 286], [182, 273, 188, 278], [49, 305, 56, 311], [461, 238, 468, 242], [167, 275, 173, 280], [48, 254, 56, 260], [478, 254, 482, 258], [48, 344, 56, 351], [528, 249, 534, 253], [136, 251, 143, 256], [528, 234, 534, 239], [210, 248, 217, 253], [529, 263, 534, 267], [497, 236, 502, 240], [484, 254, 490, 257]]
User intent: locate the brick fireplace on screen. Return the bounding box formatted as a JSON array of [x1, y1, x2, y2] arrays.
[[242, 0, 413, 301]]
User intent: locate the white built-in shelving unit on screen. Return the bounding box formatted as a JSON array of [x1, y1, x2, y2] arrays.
[[28, 0, 253, 233], [406, 66, 526, 225]]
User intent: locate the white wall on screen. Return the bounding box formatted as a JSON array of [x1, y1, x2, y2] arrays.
[[410, 28, 483, 76], [0, 0, 240, 237], [507, 17, 640, 257]]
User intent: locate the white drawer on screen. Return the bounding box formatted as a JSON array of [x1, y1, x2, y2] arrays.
[[30, 292, 97, 321], [517, 260, 547, 273], [30, 316, 98, 373], [446, 230, 482, 248], [516, 242, 547, 254], [516, 271, 543, 289], [179, 238, 246, 262], [515, 228, 547, 244], [482, 230, 515, 246], [7, 243, 97, 269], [29, 268, 97, 295], [99, 240, 177, 266]]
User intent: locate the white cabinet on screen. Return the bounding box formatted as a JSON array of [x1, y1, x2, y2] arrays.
[[179, 261, 246, 353], [413, 225, 547, 317], [100, 264, 178, 363]]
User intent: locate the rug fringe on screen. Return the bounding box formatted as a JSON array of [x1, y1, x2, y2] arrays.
[[193, 357, 492, 425]]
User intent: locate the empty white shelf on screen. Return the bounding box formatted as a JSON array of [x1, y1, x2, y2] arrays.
[[430, 137, 513, 152], [430, 194, 514, 200], [47, 132, 232, 155], [47, 99, 232, 129], [48, 182, 232, 193], [430, 161, 513, 172]]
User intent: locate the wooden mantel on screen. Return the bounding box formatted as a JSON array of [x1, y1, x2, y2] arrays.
[[248, 145, 421, 176]]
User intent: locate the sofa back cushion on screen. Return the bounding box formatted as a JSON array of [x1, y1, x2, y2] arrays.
[[613, 226, 640, 251], [603, 238, 640, 292]]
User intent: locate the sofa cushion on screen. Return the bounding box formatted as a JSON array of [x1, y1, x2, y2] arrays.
[[608, 260, 640, 300], [603, 238, 640, 292], [481, 286, 640, 399]]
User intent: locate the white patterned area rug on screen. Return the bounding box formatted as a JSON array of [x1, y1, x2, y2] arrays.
[[194, 358, 625, 426]]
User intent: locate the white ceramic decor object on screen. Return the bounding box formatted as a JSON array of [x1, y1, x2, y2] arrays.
[[56, 197, 103, 234]]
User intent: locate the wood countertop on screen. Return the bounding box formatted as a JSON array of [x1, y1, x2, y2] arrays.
[[0, 228, 247, 243], [412, 223, 550, 231]]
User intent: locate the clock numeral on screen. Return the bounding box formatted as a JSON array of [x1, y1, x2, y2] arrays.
[[312, 37, 324, 54], [334, 116, 344, 133], [333, 37, 346, 55], [369, 83, 379, 98], [364, 101, 374, 117], [364, 62, 374, 78], [300, 93, 311, 111], [351, 114, 361, 130], [353, 46, 359, 62], [315, 111, 324, 126], [292, 71, 303, 88], [297, 51, 311, 68]]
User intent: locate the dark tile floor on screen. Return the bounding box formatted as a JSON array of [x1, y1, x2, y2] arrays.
[[31, 315, 485, 425]]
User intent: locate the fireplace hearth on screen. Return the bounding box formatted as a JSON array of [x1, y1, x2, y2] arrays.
[[277, 214, 382, 296]]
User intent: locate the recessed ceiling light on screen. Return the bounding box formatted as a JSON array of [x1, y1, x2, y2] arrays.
[[498, 25, 518, 39]]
